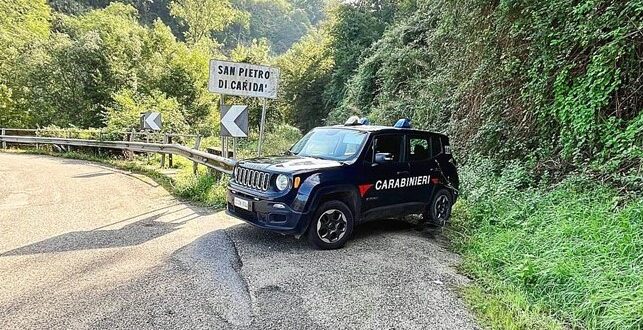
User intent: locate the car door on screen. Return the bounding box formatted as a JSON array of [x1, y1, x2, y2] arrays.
[[406, 133, 442, 206], [360, 133, 412, 219]]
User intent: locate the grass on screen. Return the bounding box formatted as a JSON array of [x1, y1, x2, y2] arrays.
[[449, 160, 643, 329], [5, 147, 230, 208]]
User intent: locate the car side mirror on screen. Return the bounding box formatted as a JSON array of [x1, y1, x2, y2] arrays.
[[375, 152, 394, 164]]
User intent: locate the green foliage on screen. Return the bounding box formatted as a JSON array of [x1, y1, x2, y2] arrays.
[[217, 0, 303, 53], [450, 162, 643, 329], [0, 2, 217, 132], [276, 29, 333, 131], [0, 0, 50, 46], [323, 0, 398, 108], [333, 0, 642, 172], [169, 0, 247, 44], [174, 171, 229, 207], [0, 0, 51, 127], [106, 89, 189, 132]]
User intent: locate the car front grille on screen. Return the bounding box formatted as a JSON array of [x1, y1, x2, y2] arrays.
[[234, 167, 270, 191]]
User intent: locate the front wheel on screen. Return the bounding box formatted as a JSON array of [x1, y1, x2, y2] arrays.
[[426, 189, 453, 226], [307, 200, 354, 250]]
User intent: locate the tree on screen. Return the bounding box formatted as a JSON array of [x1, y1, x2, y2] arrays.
[[217, 0, 315, 54], [0, 0, 51, 127], [276, 29, 333, 131], [169, 0, 247, 44], [323, 0, 398, 109]]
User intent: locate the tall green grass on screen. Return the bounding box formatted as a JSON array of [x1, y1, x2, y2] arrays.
[[450, 160, 643, 329], [174, 169, 229, 207]]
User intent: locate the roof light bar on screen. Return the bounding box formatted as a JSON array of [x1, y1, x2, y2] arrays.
[[344, 116, 360, 126], [394, 118, 412, 128]]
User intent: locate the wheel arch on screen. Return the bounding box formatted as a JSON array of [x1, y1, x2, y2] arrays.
[[304, 185, 361, 232]]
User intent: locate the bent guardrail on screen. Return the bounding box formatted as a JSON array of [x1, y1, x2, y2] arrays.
[[0, 135, 236, 175]]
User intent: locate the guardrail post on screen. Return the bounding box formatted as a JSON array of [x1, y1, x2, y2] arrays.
[[161, 134, 167, 168], [145, 131, 150, 164], [1, 128, 6, 149], [168, 135, 173, 167], [66, 130, 71, 152], [193, 135, 202, 175]]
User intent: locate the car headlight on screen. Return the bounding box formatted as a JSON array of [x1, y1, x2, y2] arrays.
[[275, 174, 290, 191]]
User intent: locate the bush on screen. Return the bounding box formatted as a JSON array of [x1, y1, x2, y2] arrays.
[[335, 0, 643, 173]]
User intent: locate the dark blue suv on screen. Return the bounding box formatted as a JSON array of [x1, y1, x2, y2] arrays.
[[226, 118, 459, 249]]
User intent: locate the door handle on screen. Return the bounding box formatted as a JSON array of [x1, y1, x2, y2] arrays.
[[396, 171, 410, 175]]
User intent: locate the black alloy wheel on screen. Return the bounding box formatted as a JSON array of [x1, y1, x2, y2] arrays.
[[428, 189, 453, 226], [307, 200, 354, 250]]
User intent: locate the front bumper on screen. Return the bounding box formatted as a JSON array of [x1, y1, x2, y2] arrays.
[[226, 189, 310, 235]]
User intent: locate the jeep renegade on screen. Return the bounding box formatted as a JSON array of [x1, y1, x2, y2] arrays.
[[226, 117, 459, 249]]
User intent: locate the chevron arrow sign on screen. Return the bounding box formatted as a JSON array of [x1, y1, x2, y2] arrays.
[[221, 105, 248, 138], [140, 112, 162, 131]]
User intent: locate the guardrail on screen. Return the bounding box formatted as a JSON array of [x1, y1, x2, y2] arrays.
[[0, 134, 236, 175]]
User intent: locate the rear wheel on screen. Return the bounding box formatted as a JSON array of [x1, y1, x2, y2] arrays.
[[426, 189, 453, 226], [307, 200, 354, 250]]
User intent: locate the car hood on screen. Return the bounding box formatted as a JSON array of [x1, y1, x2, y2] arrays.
[[238, 155, 343, 173]]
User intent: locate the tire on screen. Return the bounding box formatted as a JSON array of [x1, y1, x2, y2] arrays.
[[307, 200, 354, 250], [426, 189, 453, 226]]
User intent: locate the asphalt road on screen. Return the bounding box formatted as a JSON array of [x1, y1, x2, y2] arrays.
[[0, 152, 478, 329]]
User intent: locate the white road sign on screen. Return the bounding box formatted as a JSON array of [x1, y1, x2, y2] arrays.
[[221, 105, 248, 137], [208, 60, 280, 99], [140, 112, 162, 131]]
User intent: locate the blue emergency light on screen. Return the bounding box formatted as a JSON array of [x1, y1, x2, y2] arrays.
[[344, 116, 360, 125], [345, 116, 370, 126], [394, 118, 412, 128]]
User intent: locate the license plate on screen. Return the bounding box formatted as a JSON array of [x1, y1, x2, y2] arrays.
[[233, 197, 250, 210]]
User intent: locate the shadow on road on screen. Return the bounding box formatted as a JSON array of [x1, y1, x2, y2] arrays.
[[72, 172, 114, 179], [0, 205, 205, 257], [60, 159, 161, 188]]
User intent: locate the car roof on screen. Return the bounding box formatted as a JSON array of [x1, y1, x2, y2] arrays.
[[323, 124, 448, 138]]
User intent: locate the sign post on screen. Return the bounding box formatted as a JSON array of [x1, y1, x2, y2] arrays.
[[208, 60, 279, 158], [258, 98, 267, 155]]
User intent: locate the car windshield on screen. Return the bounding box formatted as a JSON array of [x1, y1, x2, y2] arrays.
[[289, 128, 367, 161]]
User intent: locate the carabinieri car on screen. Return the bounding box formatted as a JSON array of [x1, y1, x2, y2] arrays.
[[226, 117, 459, 249]]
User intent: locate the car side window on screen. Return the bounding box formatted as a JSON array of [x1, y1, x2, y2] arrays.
[[408, 137, 430, 161], [408, 135, 442, 161], [373, 134, 403, 162]]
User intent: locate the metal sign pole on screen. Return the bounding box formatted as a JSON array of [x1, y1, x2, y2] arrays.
[[220, 94, 225, 158], [258, 98, 267, 156], [233, 137, 237, 160]]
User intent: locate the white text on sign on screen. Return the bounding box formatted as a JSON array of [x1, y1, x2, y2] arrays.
[[208, 60, 280, 99]]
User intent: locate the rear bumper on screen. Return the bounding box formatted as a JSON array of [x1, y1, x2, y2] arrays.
[[226, 189, 310, 235]]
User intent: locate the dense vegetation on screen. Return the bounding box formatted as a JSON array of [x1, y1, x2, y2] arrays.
[[1, 0, 642, 328], [0, 0, 322, 131]]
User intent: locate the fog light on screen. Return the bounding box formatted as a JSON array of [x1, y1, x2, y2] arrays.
[[273, 203, 286, 209]]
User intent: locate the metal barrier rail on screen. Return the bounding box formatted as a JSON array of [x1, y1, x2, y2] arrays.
[[0, 135, 236, 175]]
